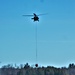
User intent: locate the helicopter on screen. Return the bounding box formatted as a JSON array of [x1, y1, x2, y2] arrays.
[[22, 13, 47, 22]]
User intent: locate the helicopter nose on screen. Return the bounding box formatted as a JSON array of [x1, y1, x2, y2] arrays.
[[31, 18, 34, 19]]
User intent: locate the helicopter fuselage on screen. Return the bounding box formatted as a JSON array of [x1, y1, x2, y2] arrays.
[[31, 16, 39, 21], [23, 13, 40, 22], [31, 13, 39, 21]]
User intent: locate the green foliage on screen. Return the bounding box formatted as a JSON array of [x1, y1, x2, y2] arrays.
[[68, 63, 75, 68], [0, 63, 75, 75]]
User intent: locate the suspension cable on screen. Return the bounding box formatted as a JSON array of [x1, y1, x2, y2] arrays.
[[35, 22, 37, 63], [35, 22, 39, 68]]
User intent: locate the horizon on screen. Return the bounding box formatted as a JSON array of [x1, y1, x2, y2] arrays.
[[0, 61, 74, 68]]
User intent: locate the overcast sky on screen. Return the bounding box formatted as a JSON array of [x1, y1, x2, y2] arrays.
[[0, 0, 75, 67]]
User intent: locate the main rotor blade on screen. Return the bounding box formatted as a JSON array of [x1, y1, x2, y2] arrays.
[[22, 15, 33, 16], [37, 13, 48, 16]]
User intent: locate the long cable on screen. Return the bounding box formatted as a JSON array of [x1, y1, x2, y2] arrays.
[[35, 22, 37, 64]]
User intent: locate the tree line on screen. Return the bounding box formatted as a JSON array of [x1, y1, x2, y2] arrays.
[[0, 63, 75, 75]]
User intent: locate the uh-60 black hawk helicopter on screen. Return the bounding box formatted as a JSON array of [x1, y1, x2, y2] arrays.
[[22, 13, 47, 22]]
